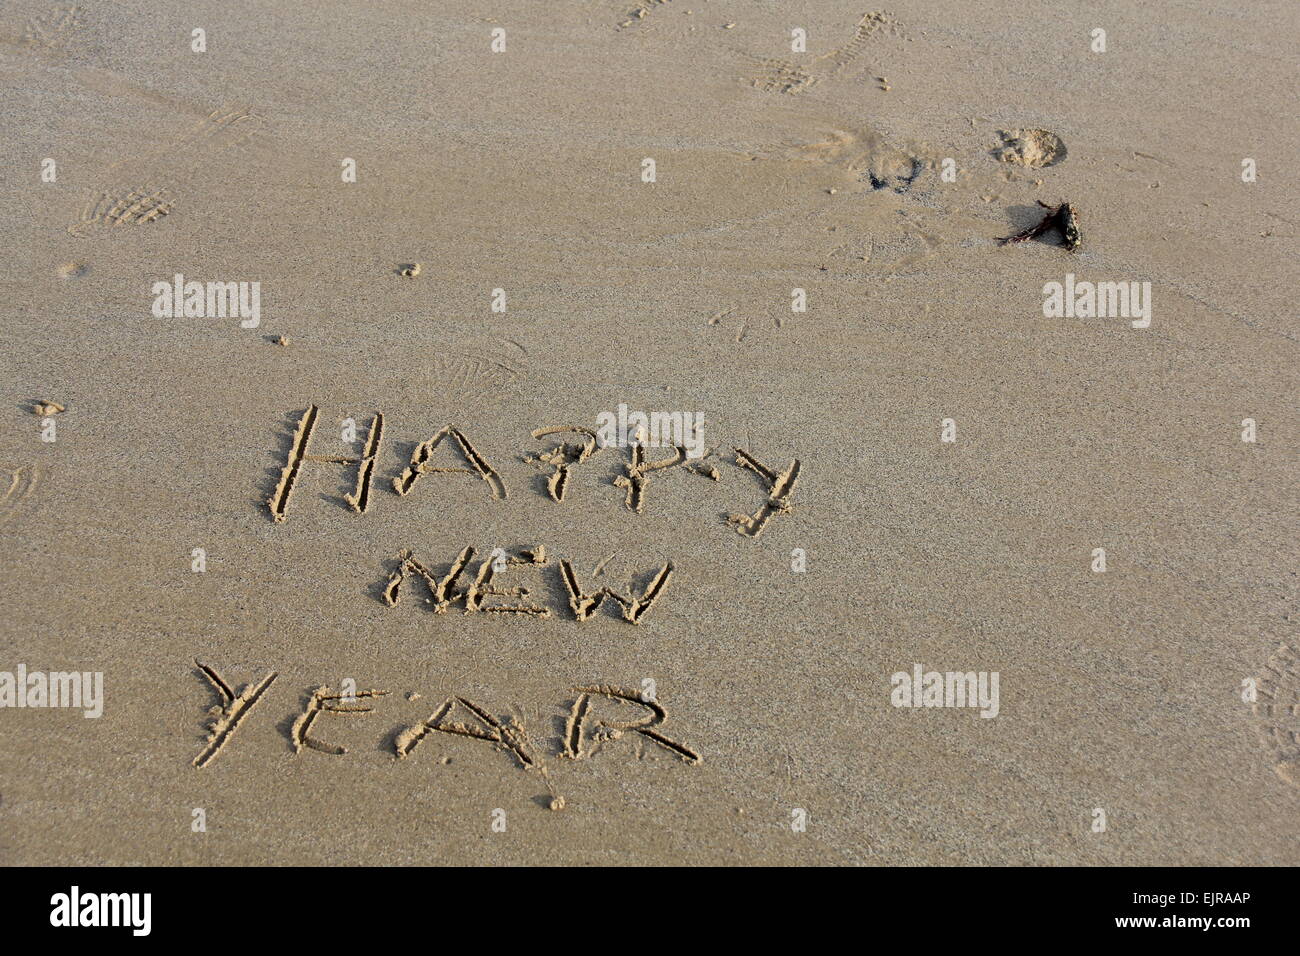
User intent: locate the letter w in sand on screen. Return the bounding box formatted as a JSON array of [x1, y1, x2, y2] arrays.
[[559, 559, 674, 624]]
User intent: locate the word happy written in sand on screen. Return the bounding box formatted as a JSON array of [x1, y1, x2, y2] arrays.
[[264, 406, 802, 624]]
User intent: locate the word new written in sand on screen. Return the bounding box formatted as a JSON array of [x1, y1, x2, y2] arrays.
[[263, 407, 802, 624]]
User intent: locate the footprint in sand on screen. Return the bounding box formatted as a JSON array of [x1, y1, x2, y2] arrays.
[[67, 104, 264, 238], [993, 128, 1067, 168], [745, 11, 903, 95], [16, 4, 83, 52], [747, 57, 819, 95], [68, 187, 173, 237], [0, 464, 41, 526], [1253, 643, 1300, 787], [413, 352, 523, 405], [778, 125, 935, 195], [56, 261, 90, 279], [818, 10, 903, 75]]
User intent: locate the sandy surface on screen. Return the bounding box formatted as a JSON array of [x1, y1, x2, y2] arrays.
[[2, 0, 1297, 865]]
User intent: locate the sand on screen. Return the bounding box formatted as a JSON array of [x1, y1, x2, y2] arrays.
[[1, 0, 1297, 865]]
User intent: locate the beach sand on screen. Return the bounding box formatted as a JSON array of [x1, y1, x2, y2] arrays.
[[1, 0, 1297, 865]]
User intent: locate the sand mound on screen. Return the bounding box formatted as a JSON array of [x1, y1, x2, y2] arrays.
[[994, 128, 1067, 167]]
